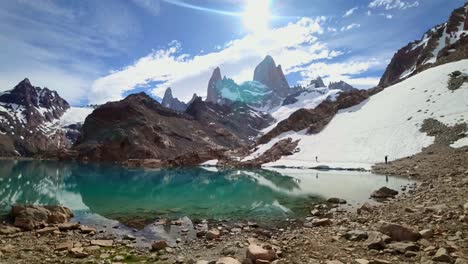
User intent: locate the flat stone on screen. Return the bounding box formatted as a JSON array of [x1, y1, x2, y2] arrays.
[[378, 221, 420, 241], [56, 223, 80, 231], [312, 218, 332, 226], [90, 240, 113, 247], [55, 241, 73, 251], [79, 225, 96, 234], [84, 246, 100, 252], [326, 261, 344, 264], [369, 259, 391, 264], [388, 242, 419, 254], [36, 226, 59, 235], [0, 225, 21, 235], [355, 259, 370, 264], [216, 257, 241, 264]]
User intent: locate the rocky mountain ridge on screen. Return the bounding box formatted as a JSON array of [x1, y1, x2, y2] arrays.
[[0, 79, 74, 156], [379, 3, 468, 87]]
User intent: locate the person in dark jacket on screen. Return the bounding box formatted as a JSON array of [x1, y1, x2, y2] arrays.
[[385, 155, 388, 164]]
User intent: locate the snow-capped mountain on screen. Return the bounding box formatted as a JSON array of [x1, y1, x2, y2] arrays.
[[0, 79, 92, 157], [380, 3, 468, 87], [244, 60, 468, 169], [205, 56, 293, 110]]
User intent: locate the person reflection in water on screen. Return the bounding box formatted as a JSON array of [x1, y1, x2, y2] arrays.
[[315, 156, 318, 162], [316, 173, 318, 179]]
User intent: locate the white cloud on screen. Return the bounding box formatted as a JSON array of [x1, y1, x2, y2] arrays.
[[290, 59, 383, 89], [343, 7, 358, 17], [341, 23, 361, 32], [90, 17, 344, 103], [385, 14, 393, 19], [368, 0, 419, 10]]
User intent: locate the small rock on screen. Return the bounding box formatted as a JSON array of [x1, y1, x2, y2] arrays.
[[56, 223, 80, 231], [366, 231, 386, 250], [36, 226, 58, 235], [207, 229, 221, 240], [419, 229, 434, 239], [371, 187, 398, 199], [358, 202, 374, 214], [432, 248, 452, 263], [388, 242, 419, 254], [327, 198, 347, 204], [79, 225, 97, 234], [246, 244, 277, 262], [345, 230, 368, 241], [55, 241, 74, 251], [151, 240, 168, 251], [0, 225, 21, 235], [311, 218, 332, 226], [90, 240, 113, 247], [355, 259, 370, 264]]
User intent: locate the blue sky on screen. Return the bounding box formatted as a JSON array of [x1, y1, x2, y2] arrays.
[[0, 0, 466, 105]]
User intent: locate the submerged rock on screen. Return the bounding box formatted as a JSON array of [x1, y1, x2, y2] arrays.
[[371, 187, 399, 199]]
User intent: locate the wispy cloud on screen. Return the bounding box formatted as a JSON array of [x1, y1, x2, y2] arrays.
[[132, 0, 161, 16], [343, 7, 358, 17], [90, 17, 346, 103], [341, 23, 361, 31], [369, 0, 419, 10]]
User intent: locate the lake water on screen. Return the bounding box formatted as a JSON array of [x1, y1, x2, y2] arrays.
[[0, 160, 414, 225]]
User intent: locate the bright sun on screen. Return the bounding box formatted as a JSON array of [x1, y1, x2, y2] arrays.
[[242, 0, 271, 33]]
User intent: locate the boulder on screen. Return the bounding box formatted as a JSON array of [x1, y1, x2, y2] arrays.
[[151, 240, 168, 251], [216, 257, 241, 264], [11, 205, 73, 230], [371, 187, 398, 199], [378, 221, 420, 241], [246, 244, 277, 262]]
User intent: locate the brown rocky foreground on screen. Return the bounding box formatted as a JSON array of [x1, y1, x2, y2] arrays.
[[0, 145, 467, 264]]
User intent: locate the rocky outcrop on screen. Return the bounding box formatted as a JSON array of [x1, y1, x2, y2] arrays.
[[186, 97, 273, 143], [253, 55, 290, 98], [73, 93, 268, 165], [0, 79, 73, 157], [308, 77, 326, 88], [328, 81, 357, 92], [206, 67, 222, 103], [232, 138, 299, 167], [11, 204, 73, 230], [379, 3, 468, 87], [161, 87, 188, 112], [258, 90, 369, 145]]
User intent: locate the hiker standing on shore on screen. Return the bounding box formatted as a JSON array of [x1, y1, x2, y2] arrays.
[[315, 156, 318, 162], [385, 155, 388, 164]]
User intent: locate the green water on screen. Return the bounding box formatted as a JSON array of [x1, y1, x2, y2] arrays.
[[0, 160, 413, 225]]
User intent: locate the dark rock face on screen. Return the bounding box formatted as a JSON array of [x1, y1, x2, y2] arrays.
[[258, 90, 369, 145], [328, 81, 357, 92], [379, 3, 468, 87], [253, 55, 290, 98], [206, 67, 222, 103], [0, 79, 71, 157], [161, 87, 188, 112], [73, 93, 270, 165], [186, 97, 274, 143]]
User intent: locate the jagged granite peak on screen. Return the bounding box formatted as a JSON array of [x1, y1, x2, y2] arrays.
[[379, 3, 468, 87], [328, 81, 357, 92], [253, 55, 290, 98], [161, 87, 188, 112], [206, 67, 222, 103], [308, 77, 326, 88]]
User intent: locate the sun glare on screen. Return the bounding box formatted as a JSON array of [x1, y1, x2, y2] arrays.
[[242, 0, 271, 33]]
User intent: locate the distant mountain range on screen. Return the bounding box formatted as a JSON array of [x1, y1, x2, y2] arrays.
[[0, 2, 467, 168]]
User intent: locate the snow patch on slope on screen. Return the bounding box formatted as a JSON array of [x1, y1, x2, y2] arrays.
[[59, 107, 94, 127], [249, 60, 468, 169], [451, 137, 468, 148]]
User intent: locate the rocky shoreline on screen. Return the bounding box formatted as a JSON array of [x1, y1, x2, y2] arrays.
[[0, 145, 467, 264]]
